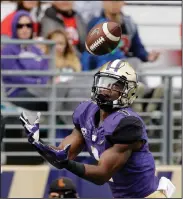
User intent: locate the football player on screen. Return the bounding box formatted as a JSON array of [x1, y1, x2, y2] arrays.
[[20, 60, 175, 198]]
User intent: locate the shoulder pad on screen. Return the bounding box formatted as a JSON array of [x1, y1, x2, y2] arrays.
[[103, 110, 129, 134], [105, 116, 144, 145]]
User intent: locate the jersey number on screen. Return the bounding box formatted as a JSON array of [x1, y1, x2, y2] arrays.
[[91, 146, 113, 182]]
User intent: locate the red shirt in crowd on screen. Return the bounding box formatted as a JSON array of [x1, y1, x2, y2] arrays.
[[62, 15, 79, 46]]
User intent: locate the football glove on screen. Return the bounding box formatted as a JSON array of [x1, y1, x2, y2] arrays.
[[19, 111, 70, 169]]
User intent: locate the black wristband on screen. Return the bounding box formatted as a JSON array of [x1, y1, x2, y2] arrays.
[[65, 160, 85, 178]]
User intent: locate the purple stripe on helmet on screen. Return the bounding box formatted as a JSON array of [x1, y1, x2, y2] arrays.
[[106, 61, 113, 70], [114, 60, 125, 72]]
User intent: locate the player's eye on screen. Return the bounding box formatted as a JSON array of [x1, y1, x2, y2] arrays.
[[112, 83, 123, 92], [107, 83, 112, 88]]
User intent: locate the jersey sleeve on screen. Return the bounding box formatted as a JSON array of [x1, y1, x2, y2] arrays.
[[72, 101, 90, 130], [72, 103, 82, 130], [105, 116, 144, 145]]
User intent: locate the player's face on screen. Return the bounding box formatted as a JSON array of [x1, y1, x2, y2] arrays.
[[51, 33, 67, 55], [16, 16, 33, 39], [103, 1, 125, 14], [96, 76, 126, 101]]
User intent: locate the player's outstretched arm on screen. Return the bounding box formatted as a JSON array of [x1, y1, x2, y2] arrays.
[[63, 143, 134, 185], [19, 112, 85, 169], [57, 127, 85, 160]]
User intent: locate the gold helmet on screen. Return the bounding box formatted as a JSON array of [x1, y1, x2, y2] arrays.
[[91, 59, 138, 111]]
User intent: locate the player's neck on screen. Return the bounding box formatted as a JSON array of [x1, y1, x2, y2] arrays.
[[100, 109, 110, 122]]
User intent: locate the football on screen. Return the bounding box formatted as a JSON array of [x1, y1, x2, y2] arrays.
[[85, 21, 122, 56]]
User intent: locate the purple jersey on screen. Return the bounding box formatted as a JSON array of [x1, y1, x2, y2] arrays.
[[73, 101, 159, 198]]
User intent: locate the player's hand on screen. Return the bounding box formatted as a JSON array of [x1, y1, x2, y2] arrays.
[[19, 111, 41, 144], [35, 142, 71, 164], [19, 111, 70, 168], [148, 51, 160, 62]]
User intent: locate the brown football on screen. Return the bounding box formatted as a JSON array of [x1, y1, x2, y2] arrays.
[[85, 21, 122, 56]]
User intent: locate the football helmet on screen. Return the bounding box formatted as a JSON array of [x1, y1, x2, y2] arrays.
[[91, 59, 138, 111]]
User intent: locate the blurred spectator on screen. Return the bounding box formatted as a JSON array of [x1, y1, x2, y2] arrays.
[[86, 1, 163, 119], [73, 1, 102, 24], [46, 29, 81, 73], [88, 1, 160, 62], [45, 28, 82, 141], [81, 48, 126, 71], [48, 177, 79, 198], [1, 1, 42, 38], [41, 1, 87, 54], [1, 10, 49, 111]]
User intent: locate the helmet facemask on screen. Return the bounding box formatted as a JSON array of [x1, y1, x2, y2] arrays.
[[91, 72, 138, 111]]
